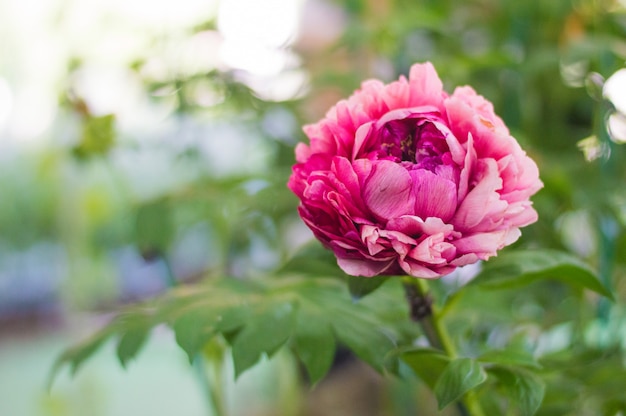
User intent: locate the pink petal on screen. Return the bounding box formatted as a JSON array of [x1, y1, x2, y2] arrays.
[[363, 160, 415, 220], [410, 169, 458, 222], [408, 62, 446, 108], [453, 158, 505, 231], [337, 257, 395, 277]]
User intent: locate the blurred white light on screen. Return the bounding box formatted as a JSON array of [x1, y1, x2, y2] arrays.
[[0, 78, 13, 128], [607, 112, 626, 144], [604, 68, 626, 114], [218, 0, 299, 48], [9, 86, 56, 142], [112, 0, 218, 28], [218, 0, 301, 76], [243, 69, 309, 102]]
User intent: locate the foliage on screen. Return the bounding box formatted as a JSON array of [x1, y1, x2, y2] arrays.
[[2, 0, 626, 415]]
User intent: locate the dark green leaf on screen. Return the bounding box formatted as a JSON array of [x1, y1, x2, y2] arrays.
[[231, 301, 297, 378], [471, 250, 612, 299], [489, 366, 545, 416], [434, 357, 487, 410], [347, 275, 389, 300], [398, 347, 450, 389], [293, 311, 336, 384]]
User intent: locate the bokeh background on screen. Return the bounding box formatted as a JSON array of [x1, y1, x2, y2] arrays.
[[1, 0, 626, 415]]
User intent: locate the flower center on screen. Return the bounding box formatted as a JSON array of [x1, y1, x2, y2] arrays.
[[379, 118, 448, 172]]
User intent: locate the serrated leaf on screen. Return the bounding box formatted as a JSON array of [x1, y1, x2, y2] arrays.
[[117, 327, 150, 368], [347, 275, 389, 300], [48, 325, 117, 389], [434, 357, 487, 410], [398, 347, 450, 389], [115, 311, 154, 368], [471, 250, 612, 299], [329, 302, 397, 372], [488, 366, 545, 416], [173, 308, 221, 362], [231, 301, 297, 377], [478, 349, 542, 369], [293, 311, 335, 384]]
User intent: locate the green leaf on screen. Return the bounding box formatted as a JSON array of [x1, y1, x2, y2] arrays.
[[231, 301, 297, 378], [135, 200, 174, 255], [48, 325, 117, 388], [488, 366, 545, 416], [398, 347, 450, 389], [293, 311, 336, 384], [347, 275, 389, 300], [73, 114, 115, 157], [478, 349, 542, 369], [471, 250, 612, 299], [115, 310, 155, 367], [434, 358, 487, 410], [116, 328, 149, 368]]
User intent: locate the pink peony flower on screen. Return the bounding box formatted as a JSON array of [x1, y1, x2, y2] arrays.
[[288, 62, 543, 278]]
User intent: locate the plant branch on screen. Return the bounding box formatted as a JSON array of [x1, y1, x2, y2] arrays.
[[403, 277, 485, 416]]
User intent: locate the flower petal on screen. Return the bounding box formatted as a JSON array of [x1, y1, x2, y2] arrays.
[[363, 160, 415, 220], [410, 169, 458, 222]]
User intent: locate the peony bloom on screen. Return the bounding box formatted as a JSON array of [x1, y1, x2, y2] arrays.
[[288, 62, 542, 278]]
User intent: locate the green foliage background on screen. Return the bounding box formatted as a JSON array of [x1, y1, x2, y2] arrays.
[[2, 0, 626, 415]]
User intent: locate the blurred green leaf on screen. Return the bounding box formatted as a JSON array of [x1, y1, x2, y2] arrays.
[[231, 301, 297, 377], [116, 311, 153, 368], [398, 347, 450, 389], [434, 357, 487, 410], [73, 114, 115, 157], [52, 276, 412, 384], [479, 349, 542, 369], [135, 200, 174, 256], [293, 311, 335, 384], [488, 366, 545, 416], [347, 275, 389, 300], [471, 250, 612, 299]]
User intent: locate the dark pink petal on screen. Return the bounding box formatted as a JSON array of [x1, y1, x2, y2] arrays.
[[410, 169, 458, 222], [363, 160, 415, 220]]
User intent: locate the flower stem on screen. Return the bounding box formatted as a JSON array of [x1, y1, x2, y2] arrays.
[[402, 277, 485, 416]]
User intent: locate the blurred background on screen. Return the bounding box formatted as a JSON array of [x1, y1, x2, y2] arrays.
[[1, 0, 626, 415]]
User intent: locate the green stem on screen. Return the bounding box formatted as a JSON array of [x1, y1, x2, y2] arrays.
[[403, 277, 486, 416]]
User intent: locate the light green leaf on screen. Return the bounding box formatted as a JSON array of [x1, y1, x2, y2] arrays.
[[478, 349, 542, 369], [231, 301, 297, 378], [434, 358, 487, 410], [293, 311, 335, 384], [398, 347, 450, 389], [488, 366, 545, 416], [471, 250, 612, 299], [73, 114, 115, 157], [347, 275, 389, 300]]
